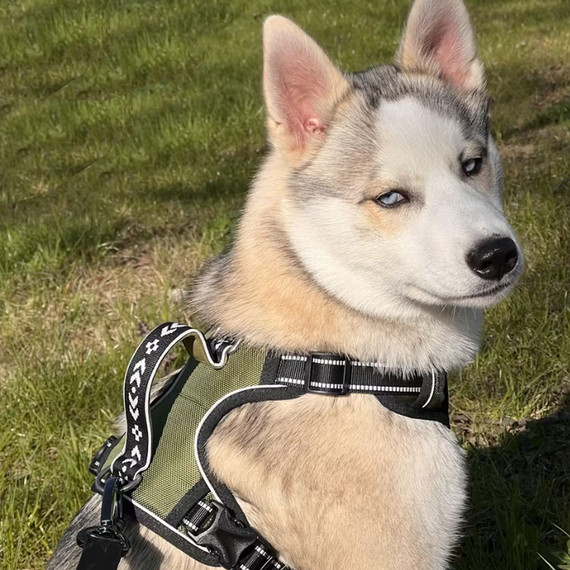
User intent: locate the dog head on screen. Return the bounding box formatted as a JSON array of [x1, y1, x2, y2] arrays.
[[261, 0, 523, 321]]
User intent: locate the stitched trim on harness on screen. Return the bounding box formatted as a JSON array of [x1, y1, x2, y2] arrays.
[[276, 377, 421, 392], [421, 369, 437, 409], [280, 355, 386, 368], [124, 494, 210, 553], [194, 384, 286, 504]]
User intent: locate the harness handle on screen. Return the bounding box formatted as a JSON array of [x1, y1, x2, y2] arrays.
[[105, 322, 237, 491]]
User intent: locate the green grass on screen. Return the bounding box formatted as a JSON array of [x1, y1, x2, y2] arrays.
[[0, 0, 569, 568]]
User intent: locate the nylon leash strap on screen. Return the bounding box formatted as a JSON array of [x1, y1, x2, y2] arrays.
[[76, 477, 130, 570]]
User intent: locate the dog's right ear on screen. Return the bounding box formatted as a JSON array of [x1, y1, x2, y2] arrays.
[[396, 0, 485, 92], [263, 16, 349, 163]]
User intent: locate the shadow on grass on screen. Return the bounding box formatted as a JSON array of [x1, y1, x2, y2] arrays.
[[489, 60, 569, 128], [456, 390, 570, 570], [145, 168, 252, 208]]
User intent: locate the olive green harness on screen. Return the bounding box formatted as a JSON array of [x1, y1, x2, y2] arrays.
[[77, 322, 449, 569]]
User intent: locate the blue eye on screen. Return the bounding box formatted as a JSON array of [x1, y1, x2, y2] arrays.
[[462, 157, 482, 177], [375, 191, 409, 208]]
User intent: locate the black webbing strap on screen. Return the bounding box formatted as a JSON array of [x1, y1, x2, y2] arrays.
[[182, 500, 290, 570], [274, 353, 446, 408]]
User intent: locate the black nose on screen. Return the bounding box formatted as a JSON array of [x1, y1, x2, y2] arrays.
[[466, 237, 518, 281]]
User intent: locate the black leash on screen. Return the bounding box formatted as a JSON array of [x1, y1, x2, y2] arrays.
[[76, 477, 130, 569]]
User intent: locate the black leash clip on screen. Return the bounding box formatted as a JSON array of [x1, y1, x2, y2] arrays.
[[76, 477, 130, 570]]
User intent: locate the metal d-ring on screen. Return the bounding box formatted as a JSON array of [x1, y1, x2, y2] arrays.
[[190, 328, 241, 370], [94, 465, 143, 495]]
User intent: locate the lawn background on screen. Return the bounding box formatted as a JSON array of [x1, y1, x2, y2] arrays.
[[0, 0, 569, 568]]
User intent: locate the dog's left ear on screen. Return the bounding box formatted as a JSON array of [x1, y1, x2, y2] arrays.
[[396, 0, 485, 92]]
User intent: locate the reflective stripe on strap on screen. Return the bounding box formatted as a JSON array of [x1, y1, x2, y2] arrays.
[[275, 353, 443, 400]]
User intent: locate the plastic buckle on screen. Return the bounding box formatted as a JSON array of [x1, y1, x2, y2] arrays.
[[303, 354, 351, 395], [193, 501, 258, 569]]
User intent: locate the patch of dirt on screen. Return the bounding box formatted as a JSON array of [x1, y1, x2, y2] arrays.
[[500, 142, 536, 162], [500, 122, 569, 162]]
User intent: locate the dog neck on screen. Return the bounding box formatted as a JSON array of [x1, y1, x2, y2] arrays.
[[190, 155, 483, 373]]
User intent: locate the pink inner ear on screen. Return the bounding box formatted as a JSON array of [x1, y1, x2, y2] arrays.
[[436, 26, 471, 87], [270, 49, 328, 147], [420, 17, 471, 88]]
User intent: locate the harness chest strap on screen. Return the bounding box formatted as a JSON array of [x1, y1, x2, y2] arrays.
[[83, 322, 448, 569]]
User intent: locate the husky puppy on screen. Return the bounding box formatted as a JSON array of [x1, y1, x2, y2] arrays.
[[49, 0, 523, 568]]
